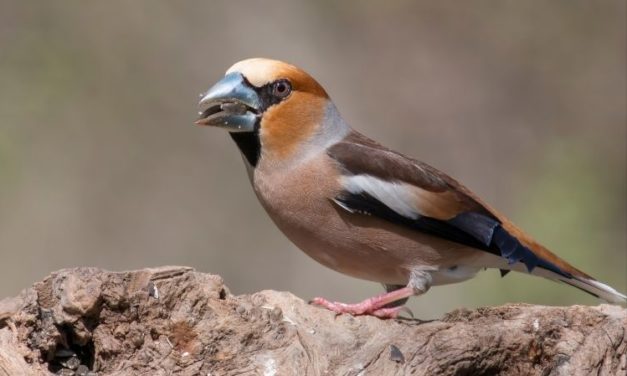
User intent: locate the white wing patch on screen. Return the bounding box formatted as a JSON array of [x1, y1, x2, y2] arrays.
[[340, 175, 420, 219]]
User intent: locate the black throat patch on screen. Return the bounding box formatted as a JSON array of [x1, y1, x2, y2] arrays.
[[230, 130, 261, 167]]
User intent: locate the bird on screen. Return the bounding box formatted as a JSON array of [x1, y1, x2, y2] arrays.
[[195, 58, 626, 318]]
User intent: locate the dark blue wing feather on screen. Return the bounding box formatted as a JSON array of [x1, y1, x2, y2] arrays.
[[335, 191, 572, 279]]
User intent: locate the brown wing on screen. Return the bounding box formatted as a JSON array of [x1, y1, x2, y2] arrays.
[[328, 131, 499, 217], [328, 130, 590, 279]]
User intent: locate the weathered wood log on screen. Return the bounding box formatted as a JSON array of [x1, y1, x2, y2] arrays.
[[0, 267, 625, 375]]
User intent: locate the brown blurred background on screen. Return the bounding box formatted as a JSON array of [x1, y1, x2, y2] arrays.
[[0, 1, 625, 318]]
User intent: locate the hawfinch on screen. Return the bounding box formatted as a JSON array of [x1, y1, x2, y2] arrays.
[[195, 58, 626, 318]]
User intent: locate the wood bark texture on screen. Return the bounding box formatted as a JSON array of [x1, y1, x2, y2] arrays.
[[0, 267, 625, 375]]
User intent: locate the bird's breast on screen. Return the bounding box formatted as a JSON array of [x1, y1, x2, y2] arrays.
[[250, 154, 468, 285]]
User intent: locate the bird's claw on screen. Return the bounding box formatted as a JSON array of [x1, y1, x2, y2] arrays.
[[310, 297, 406, 319]]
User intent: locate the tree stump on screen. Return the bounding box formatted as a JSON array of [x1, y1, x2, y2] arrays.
[[0, 267, 625, 375]]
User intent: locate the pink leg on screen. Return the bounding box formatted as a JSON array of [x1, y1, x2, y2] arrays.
[[310, 286, 414, 319]]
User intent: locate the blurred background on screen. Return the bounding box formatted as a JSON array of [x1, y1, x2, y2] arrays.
[[0, 1, 625, 318]]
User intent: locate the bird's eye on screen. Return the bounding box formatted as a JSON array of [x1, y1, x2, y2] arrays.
[[271, 80, 292, 98]]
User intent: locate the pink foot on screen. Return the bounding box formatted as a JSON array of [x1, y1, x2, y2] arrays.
[[310, 286, 414, 319], [371, 306, 407, 319]]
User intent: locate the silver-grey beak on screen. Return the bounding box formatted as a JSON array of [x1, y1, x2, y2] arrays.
[[195, 72, 261, 132]]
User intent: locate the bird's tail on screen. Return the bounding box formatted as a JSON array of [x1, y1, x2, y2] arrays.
[[531, 267, 627, 304], [488, 221, 626, 304]]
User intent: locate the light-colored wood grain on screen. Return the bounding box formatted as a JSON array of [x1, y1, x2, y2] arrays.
[[0, 267, 625, 375]]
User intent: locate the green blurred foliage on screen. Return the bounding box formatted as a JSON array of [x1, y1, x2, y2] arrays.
[[508, 140, 626, 304]]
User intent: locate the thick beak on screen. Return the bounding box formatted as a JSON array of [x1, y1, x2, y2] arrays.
[[195, 72, 261, 132]]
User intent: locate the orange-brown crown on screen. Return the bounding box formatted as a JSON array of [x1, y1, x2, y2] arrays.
[[227, 58, 328, 99]]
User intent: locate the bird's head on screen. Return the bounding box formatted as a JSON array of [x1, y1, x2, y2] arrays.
[[196, 58, 346, 165]]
